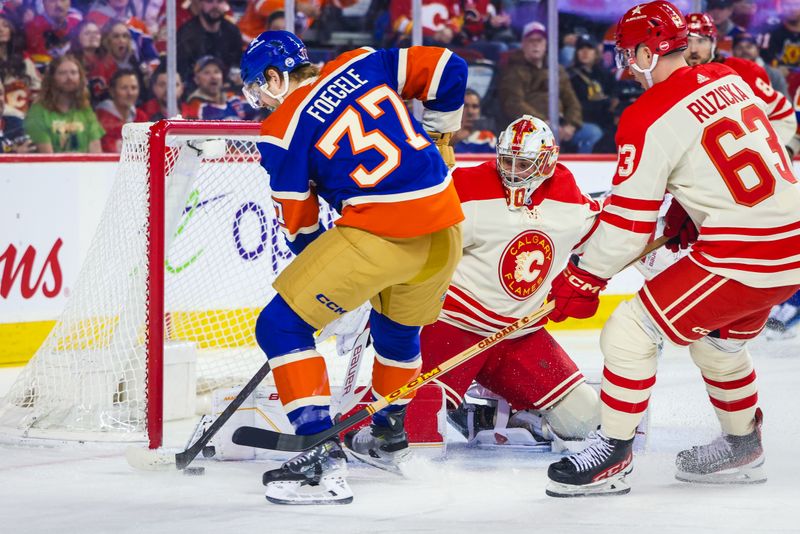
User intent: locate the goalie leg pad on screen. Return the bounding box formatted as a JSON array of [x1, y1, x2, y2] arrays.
[[544, 382, 600, 440]]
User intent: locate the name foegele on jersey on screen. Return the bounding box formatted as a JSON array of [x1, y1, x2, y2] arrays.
[[686, 79, 751, 123], [306, 69, 369, 124]]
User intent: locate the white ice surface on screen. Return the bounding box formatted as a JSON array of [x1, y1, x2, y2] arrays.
[[1, 331, 799, 534]]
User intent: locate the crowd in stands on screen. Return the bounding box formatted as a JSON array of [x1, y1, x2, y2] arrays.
[[2, 0, 800, 155]]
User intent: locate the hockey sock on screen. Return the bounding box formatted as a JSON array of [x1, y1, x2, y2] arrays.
[[599, 298, 659, 440], [370, 311, 421, 427], [689, 337, 758, 436]]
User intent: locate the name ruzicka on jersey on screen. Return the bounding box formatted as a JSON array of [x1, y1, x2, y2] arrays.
[[306, 69, 368, 123], [686, 81, 751, 123]]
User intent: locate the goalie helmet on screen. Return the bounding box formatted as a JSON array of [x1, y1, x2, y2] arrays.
[[496, 115, 559, 210], [240, 30, 311, 108]]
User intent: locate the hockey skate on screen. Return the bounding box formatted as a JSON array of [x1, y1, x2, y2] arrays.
[[545, 431, 634, 497], [262, 439, 353, 505], [675, 408, 766, 484], [343, 410, 410, 473]]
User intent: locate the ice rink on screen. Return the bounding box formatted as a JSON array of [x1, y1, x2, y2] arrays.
[[1, 330, 798, 534]]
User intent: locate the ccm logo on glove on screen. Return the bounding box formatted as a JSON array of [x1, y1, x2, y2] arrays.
[[547, 263, 608, 322]]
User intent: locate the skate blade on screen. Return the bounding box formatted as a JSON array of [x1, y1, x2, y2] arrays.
[[545, 467, 633, 498], [265, 475, 354, 505], [345, 448, 409, 476], [675, 462, 767, 485]]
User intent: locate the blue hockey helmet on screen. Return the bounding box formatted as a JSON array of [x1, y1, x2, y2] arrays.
[[241, 30, 311, 108]]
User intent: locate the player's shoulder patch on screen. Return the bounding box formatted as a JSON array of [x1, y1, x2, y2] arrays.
[[453, 161, 504, 202]]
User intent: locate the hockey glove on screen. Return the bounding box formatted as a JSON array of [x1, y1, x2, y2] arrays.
[[427, 131, 455, 168], [547, 262, 608, 322], [663, 199, 698, 253]]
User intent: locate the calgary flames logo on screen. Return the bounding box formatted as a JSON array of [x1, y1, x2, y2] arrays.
[[498, 230, 554, 301]]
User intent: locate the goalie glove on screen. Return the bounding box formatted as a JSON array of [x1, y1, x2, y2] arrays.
[[427, 131, 455, 168]]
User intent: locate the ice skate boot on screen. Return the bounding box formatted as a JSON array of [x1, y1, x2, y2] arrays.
[[545, 431, 634, 497], [675, 408, 766, 484], [262, 439, 352, 505], [344, 410, 410, 473]]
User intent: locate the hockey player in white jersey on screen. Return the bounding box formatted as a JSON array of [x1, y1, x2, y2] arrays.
[[682, 11, 797, 150], [345, 115, 604, 468], [545, 0, 800, 497]]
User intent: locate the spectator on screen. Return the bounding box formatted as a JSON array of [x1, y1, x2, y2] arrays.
[[1, 80, 35, 153], [497, 21, 600, 154], [452, 88, 496, 153], [24, 54, 104, 153], [24, 0, 83, 63], [184, 55, 248, 120], [1, 11, 42, 118], [68, 20, 107, 101], [389, 0, 462, 46], [567, 35, 615, 143], [733, 32, 789, 98], [95, 68, 147, 152], [238, 2, 319, 43], [177, 0, 243, 83], [102, 20, 140, 71], [707, 0, 745, 56], [87, 1, 159, 68], [139, 63, 190, 120], [1, 1, 36, 30], [760, 4, 800, 72], [460, 0, 512, 44]]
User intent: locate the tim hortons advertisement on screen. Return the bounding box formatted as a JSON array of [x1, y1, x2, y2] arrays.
[[1, 169, 79, 323]]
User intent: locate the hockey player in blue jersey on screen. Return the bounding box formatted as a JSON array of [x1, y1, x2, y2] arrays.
[[240, 31, 467, 504]]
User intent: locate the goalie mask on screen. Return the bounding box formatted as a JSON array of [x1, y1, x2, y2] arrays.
[[496, 116, 559, 210]]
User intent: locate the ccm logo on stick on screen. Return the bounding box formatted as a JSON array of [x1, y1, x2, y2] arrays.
[[316, 293, 347, 315]]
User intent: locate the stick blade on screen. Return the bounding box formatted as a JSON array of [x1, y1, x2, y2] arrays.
[[125, 446, 177, 471]]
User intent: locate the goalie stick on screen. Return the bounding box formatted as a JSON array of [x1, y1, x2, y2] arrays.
[[231, 235, 670, 453]]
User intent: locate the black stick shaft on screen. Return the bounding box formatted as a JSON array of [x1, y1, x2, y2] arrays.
[[174, 360, 272, 469]]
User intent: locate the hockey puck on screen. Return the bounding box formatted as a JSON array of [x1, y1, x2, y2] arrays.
[[183, 466, 205, 476], [202, 446, 216, 458]]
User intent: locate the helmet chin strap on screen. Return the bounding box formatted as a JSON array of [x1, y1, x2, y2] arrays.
[[630, 53, 660, 88], [261, 71, 291, 104]]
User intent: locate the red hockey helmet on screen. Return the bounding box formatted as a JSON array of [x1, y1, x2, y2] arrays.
[[686, 12, 718, 40], [615, 1, 688, 85]]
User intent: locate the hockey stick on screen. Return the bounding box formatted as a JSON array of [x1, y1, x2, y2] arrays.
[[125, 358, 272, 472], [232, 235, 670, 453]]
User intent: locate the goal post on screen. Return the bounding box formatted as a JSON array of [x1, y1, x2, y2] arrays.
[[0, 120, 337, 449]]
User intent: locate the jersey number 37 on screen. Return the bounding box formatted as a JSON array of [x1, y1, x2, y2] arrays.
[[315, 84, 430, 187]]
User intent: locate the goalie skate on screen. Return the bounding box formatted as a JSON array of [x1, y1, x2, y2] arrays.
[[545, 431, 634, 498], [675, 408, 766, 485], [262, 439, 353, 505]]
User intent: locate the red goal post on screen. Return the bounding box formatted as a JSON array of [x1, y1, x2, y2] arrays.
[[0, 120, 337, 449]]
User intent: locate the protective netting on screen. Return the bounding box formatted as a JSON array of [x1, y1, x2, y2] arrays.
[[0, 122, 336, 443]]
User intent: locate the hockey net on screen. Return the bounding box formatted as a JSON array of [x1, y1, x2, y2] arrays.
[[0, 121, 337, 448]]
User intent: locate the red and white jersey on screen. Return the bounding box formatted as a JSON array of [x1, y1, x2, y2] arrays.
[[720, 57, 796, 146], [441, 161, 599, 337], [581, 62, 800, 289]]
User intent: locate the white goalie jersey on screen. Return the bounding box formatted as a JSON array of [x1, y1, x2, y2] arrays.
[[440, 161, 600, 338]]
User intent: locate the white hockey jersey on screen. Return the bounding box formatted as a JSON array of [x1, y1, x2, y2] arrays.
[[580, 62, 800, 289], [440, 161, 599, 338]]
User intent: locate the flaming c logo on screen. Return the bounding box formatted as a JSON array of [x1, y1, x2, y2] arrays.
[[498, 230, 554, 301]]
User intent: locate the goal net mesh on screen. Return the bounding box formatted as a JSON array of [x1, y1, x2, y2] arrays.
[[0, 122, 337, 443]]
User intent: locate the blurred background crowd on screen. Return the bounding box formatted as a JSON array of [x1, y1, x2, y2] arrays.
[[2, 0, 800, 154]]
